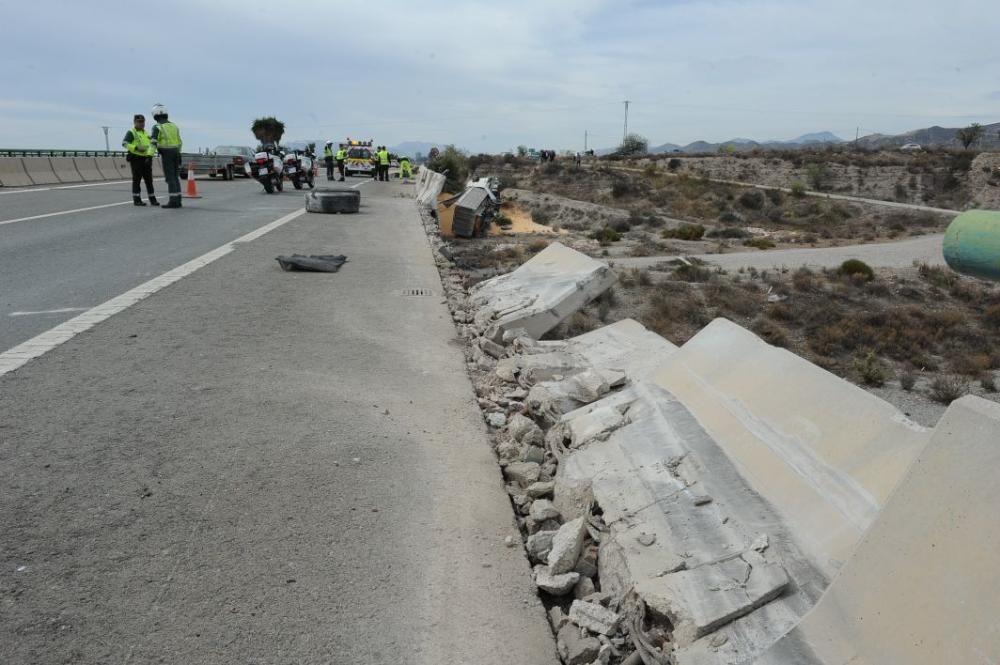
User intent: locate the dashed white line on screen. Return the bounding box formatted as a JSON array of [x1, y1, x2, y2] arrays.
[[0, 179, 140, 195], [0, 201, 132, 226], [0, 207, 308, 376]]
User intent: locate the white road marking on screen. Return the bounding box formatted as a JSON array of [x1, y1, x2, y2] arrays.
[[9, 307, 91, 317], [0, 179, 139, 195], [0, 201, 132, 226], [0, 207, 307, 376]]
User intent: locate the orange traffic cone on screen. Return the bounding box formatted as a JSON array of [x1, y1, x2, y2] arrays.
[[184, 164, 202, 198]]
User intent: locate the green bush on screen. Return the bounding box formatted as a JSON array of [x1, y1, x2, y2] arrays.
[[667, 158, 682, 170], [853, 351, 887, 386], [611, 180, 633, 198], [738, 190, 766, 210], [589, 227, 621, 244], [428, 144, 469, 193], [766, 188, 785, 205], [839, 259, 874, 281], [790, 181, 807, 197], [661, 224, 706, 240], [929, 375, 968, 404], [743, 237, 776, 250]]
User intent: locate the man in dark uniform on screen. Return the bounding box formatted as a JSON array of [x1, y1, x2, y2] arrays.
[[121, 114, 158, 206]]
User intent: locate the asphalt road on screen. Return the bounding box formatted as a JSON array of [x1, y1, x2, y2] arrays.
[[613, 232, 947, 272], [0, 176, 557, 664], [0, 177, 309, 352]]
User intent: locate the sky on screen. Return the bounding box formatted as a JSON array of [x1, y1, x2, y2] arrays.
[[1, 0, 997, 153]]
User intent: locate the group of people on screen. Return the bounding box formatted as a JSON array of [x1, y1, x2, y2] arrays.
[[538, 149, 557, 162], [121, 103, 183, 208]]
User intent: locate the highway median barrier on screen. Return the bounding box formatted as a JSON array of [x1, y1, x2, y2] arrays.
[[95, 157, 121, 180], [21, 157, 61, 185], [71, 157, 103, 182], [50, 157, 83, 183], [0, 157, 33, 187]]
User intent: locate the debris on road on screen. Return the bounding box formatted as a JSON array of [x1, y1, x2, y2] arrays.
[[275, 254, 348, 272], [305, 187, 360, 214]]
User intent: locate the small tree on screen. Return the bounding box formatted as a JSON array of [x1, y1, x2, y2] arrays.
[[251, 116, 286, 146], [516, 145, 528, 158], [618, 133, 648, 156], [956, 122, 983, 150], [428, 144, 470, 193]]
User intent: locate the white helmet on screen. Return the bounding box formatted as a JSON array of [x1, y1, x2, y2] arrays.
[[151, 103, 168, 117]]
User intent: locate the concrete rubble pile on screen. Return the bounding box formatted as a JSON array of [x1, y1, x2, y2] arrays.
[[421, 208, 1000, 665]]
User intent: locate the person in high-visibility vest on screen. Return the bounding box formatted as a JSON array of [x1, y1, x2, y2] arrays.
[[378, 146, 390, 181], [122, 113, 159, 206], [150, 103, 183, 208], [323, 141, 334, 180], [335, 146, 347, 181], [399, 156, 412, 180]]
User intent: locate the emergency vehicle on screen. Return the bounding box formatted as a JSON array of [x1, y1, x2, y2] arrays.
[[340, 138, 376, 177]]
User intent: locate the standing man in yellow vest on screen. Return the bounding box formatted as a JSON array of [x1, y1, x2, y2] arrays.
[[378, 146, 390, 181], [323, 141, 335, 180], [150, 103, 183, 208], [121, 114, 158, 206], [335, 145, 347, 181]]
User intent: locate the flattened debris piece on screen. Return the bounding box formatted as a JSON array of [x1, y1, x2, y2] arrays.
[[275, 254, 348, 272], [634, 555, 789, 647], [469, 242, 616, 342], [535, 564, 580, 595]]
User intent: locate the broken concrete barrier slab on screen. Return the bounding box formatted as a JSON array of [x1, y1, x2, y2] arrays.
[[752, 396, 1000, 665], [634, 553, 789, 647], [647, 317, 930, 581], [469, 242, 616, 343], [558, 623, 602, 665], [503, 461, 540, 487], [535, 564, 580, 595], [554, 317, 931, 663], [548, 516, 588, 574], [568, 599, 621, 636], [495, 318, 677, 384]]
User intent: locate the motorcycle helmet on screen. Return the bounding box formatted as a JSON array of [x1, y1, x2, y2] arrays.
[[151, 103, 168, 120]]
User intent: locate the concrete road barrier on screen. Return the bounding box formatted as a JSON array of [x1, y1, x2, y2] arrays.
[[111, 155, 131, 179], [72, 157, 104, 182], [21, 157, 61, 185], [152, 158, 164, 178], [754, 395, 1000, 665], [0, 157, 33, 187], [553, 318, 931, 664], [95, 157, 121, 180], [50, 157, 84, 183], [469, 242, 616, 342]]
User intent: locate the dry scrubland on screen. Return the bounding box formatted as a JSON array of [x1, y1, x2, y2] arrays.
[[437, 150, 1000, 423]]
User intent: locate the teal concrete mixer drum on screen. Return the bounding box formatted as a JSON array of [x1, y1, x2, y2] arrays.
[[943, 210, 1000, 282]]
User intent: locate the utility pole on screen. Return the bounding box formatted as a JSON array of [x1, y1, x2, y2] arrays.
[[101, 126, 110, 152], [584, 130, 588, 152], [622, 101, 630, 143]]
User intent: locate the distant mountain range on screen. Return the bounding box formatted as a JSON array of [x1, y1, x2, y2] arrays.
[[645, 131, 847, 154]]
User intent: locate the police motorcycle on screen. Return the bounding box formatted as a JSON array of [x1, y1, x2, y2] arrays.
[[284, 149, 315, 190], [245, 143, 285, 194]]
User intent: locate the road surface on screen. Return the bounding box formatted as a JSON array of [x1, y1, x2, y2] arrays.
[[0, 176, 557, 664]]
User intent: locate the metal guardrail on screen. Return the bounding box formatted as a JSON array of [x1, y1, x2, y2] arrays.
[[0, 149, 127, 158]]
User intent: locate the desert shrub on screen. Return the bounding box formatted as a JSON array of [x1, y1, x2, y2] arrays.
[[611, 219, 633, 234], [917, 262, 957, 288], [667, 158, 682, 170], [894, 182, 908, 201], [662, 224, 706, 240], [738, 190, 766, 210], [767, 302, 796, 322], [806, 163, 830, 190], [428, 144, 469, 193], [719, 210, 741, 224], [790, 181, 807, 197], [527, 239, 549, 254], [853, 351, 887, 386], [531, 206, 552, 224], [752, 318, 791, 347], [839, 259, 874, 281], [900, 370, 917, 391], [611, 180, 634, 198], [928, 375, 968, 404], [589, 226, 621, 244], [543, 161, 563, 176], [743, 237, 776, 250], [766, 188, 785, 205], [672, 263, 713, 282]]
